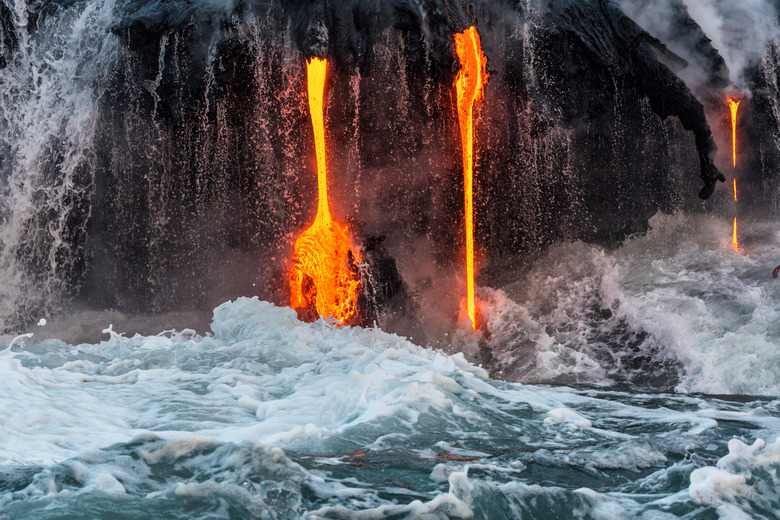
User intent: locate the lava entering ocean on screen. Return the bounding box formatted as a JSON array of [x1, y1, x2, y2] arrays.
[[454, 26, 489, 331], [290, 57, 361, 324]]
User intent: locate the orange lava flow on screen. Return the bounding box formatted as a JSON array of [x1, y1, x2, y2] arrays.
[[729, 98, 740, 168], [732, 217, 738, 252], [289, 57, 361, 324], [734, 178, 737, 202], [454, 26, 488, 331]]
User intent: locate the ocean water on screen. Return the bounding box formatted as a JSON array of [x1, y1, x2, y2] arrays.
[[2, 214, 780, 519]]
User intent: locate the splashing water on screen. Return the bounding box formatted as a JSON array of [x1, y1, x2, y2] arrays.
[[3, 283, 780, 518], [0, 0, 118, 330], [472, 213, 780, 395]]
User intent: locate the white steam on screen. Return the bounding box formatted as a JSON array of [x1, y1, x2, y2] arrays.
[[684, 0, 779, 85], [618, 0, 780, 88]]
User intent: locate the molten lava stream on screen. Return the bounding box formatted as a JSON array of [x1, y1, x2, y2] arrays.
[[289, 57, 361, 324], [728, 99, 740, 252], [732, 180, 739, 252], [454, 26, 488, 331], [728, 98, 740, 168]]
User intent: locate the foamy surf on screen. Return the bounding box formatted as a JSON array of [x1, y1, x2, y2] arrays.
[[480, 214, 780, 395], [1, 294, 780, 518]]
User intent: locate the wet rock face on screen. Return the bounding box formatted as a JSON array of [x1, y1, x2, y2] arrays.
[[531, 0, 723, 198], [0, 1, 17, 69], [88, 0, 724, 315], [0, 0, 743, 326]]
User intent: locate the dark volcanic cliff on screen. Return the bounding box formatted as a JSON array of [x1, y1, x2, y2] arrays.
[[0, 0, 767, 332]]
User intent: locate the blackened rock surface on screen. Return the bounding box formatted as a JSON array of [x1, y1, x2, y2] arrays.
[[358, 235, 425, 343], [0, 0, 740, 332], [741, 46, 780, 212], [81, 0, 725, 317], [535, 0, 724, 201], [0, 1, 16, 69]]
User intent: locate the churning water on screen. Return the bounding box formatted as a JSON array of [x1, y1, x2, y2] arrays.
[[2, 214, 780, 519]]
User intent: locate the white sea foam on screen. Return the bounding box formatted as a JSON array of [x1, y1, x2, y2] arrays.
[[481, 214, 780, 395], [0, 294, 756, 468], [3, 297, 495, 466], [2, 294, 780, 517], [689, 437, 780, 516]]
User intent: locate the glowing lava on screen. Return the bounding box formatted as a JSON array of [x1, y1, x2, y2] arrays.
[[289, 57, 361, 324], [728, 98, 740, 252], [728, 98, 740, 168], [732, 179, 739, 252], [454, 26, 488, 331]]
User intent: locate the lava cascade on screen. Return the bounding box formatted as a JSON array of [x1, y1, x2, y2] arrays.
[[732, 179, 739, 252], [729, 98, 740, 168], [728, 98, 740, 252], [290, 57, 361, 324], [454, 26, 489, 331]]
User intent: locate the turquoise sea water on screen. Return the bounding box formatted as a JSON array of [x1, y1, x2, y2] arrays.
[[3, 215, 780, 519]]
